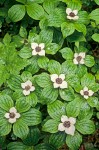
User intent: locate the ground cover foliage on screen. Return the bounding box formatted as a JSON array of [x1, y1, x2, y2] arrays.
[[0, 0, 99, 149]]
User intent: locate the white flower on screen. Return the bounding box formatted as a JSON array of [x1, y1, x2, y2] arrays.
[[21, 80, 35, 96], [80, 86, 94, 99], [58, 115, 76, 136], [4, 107, 20, 124], [50, 74, 68, 89], [73, 52, 85, 65], [31, 42, 45, 56], [66, 8, 79, 20]]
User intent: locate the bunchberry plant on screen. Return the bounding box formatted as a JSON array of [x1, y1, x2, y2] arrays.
[[0, 0, 99, 150], [0, 95, 41, 139]]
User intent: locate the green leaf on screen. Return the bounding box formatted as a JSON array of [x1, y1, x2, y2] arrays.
[[38, 57, 49, 70], [27, 57, 40, 75], [89, 83, 99, 92], [66, 99, 81, 117], [36, 73, 51, 88], [23, 127, 40, 146], [7, 142, 30, 150], [19, 46, 32, 59], [66, 131, 82, 150], [78, 102, 93, 120], [85, 55, 95, 67], [12, 58, 29, 75], [46, 43, 60, 55], [48, 100, 66, 121], [75, 45, 88, 53], [41, 86, 58, 103], [87, 97, 99, 108], [7, 75, 22, 91], [48, 7, 66, 27], [48, 60, 61, 74], [35, 143, 56, 150], [78, 11, 89, 24], [42, 119, 58, 133], [0, 109, 6, 119], [94, 0, 99, 5], [39, 28, 53, 44], [28, 29, 39, 43], [61, 61, 77, 75], [0, 95, 14, 111], [0, 122, 12, 136], [27, 0, 44, 3], [13, 120, 29, 139], [61, 22, 75, 38], [21, 108, 42, 126], [26, 93, 38, 107], [97, 112, 99, 119], [73, 84, 82, 93], [43, 0, 59, 14], [39, 17, 49, 29], [81, 73, 95, 87], [92, 33, 99, 42], [89, 8, 99, 24], [96, 72, 99, 80], [66, 74, 81, 92], [21, 71, 32, 82], [67, 0, 82, 10], [7, 55, 29, 75], [59, 47, 73, 60], [49, 132, 66, 149], [59, 87, 75, 101], [19, 26, 27, 38], [76, 119, 95, 134], [0, 65, 9, 86], [53, 28, 64, 45], [26, 3, 44, 20], [31, 86, 42, 103], [8, 5, 25, 22], [74, 23, 86, 35], [67, 31, 86, 43], [16, 100, 30, 113], [12, 35, 23, 47], [0, 43, 29, 75], [12, 90, 23, 101], [3, 33, 11, 45], [76, 65, 87, 78]]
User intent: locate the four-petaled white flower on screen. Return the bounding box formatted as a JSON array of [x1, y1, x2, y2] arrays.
[[31, 42, 45, 56], [66, 8, 79, 20], [80, 86, 94, 99], [50, 74, 68, 89], [4, 107, 20, 124], [58, 115, 76, 136], [21, 80, 35, 96], [73, 52, 85, 65]]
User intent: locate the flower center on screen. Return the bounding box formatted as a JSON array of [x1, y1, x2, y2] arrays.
[[35, 46, 41, 52], [63, 121, 70, 128], [25, 85, 31, 91], [84, 91, 89, 96], [76, 56, 82, 62], [56, 78, 62, 84], [69, 12, 75, 17], [9, 112, 15, 118]]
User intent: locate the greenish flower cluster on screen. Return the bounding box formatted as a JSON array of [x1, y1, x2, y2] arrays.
[[0, 0, 99, 149]]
